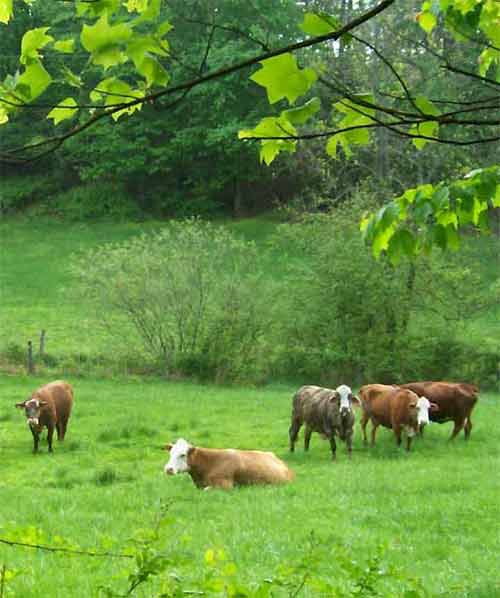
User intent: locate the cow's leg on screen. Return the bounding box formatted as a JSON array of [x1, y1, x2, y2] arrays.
[[419, 423, 425, 438], [304, 426, 312, 451], [449, 418, 465, 440], [30, 428, 40, 454], [360, 412, 369, 445], [289, 418, 301, 452], [60, 418, 68, 440], [464, 417, 473, 440], [56, 422, 62, 441], [209, 477, 233, 490], [406, 428, 415, 452], [47, 425, 54, 453], [329, 433, 337, 461], [370, 420, 379, 446], [345, 431, 353, 459], [393, 424, 402, 448]]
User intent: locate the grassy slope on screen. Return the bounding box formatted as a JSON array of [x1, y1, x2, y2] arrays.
[[0, 375, 498, 597]]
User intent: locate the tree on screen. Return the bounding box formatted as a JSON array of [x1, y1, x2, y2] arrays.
[[0, 0, 499, 251]]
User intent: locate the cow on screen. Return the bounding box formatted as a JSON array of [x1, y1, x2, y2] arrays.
[[359, 384, 438, 451], [289, 384, 359, 460], [400, 381, 479, 440], [15, 380, 74, 453], [163, 439, 294, 489]]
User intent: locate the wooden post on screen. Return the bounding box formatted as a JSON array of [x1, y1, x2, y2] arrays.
[[39, 329, 46, 357], [27, 340, 35, 374]]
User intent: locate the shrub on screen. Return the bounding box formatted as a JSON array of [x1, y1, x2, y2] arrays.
[[46, 182, 141, 221], [72, 220, 274, 382]]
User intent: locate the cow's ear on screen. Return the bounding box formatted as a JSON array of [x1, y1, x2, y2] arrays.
[[163, 443, 173, 451], [38, 400, 48, 407], [430, 402, 439, 412], [15, 401, 26, 409], [187, 446, 195, 456], [329, 392, 340, 403], [352, 395, 361, 407]]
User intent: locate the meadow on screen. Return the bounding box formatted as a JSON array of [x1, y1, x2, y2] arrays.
[[0, 376, 499, 597], [0, 217, 499, 597]]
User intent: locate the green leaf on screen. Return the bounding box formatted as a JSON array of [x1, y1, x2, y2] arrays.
[[415, 95, 440, 116], [90, 78, 144, 120], [0, 105, 9, 125], [47, 97, 78, 124], [300, 12, 340, 36], [250, 53, 317, 105], [80, 13, 132, 55], [492, 185, 500, 208], [53, 39, 75, 53], [17, 60, 52, 101], [127, 35, 168, 70], [326, 135, 339, 158], [136, 56, 169, 87], [281, 97, 320, 125], [21, 27, 54, 65], [76, 0, 120, 18], [387, 229, 416, 264], [0, 0, 13, 24], [126, 0, 148, 12], [417, 10, 437, 33], [61, 65, 82, 88]]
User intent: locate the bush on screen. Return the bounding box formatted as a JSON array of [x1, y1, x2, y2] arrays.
[[46, 182, 141, 221], [0, 175, 57, 214], [72, 220, 274, 382]]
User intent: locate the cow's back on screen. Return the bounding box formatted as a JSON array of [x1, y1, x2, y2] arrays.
[[236, 450, 294, 485], [35, 381, 73, 422], [402, 381, 477, 422], [359, 384, 395, 427], [293, 385, 338, 429]]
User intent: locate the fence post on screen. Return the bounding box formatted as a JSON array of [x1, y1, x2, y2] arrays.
[[39, 329, 46, 358], [27, 340, 35, 375]]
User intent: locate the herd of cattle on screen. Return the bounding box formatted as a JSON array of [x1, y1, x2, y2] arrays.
[[14, 379, 478, 490]]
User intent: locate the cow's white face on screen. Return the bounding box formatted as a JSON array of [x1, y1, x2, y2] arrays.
[[336, 384, 353, 413], [164, 438, 192, 475], [416, 396, 431, 425]]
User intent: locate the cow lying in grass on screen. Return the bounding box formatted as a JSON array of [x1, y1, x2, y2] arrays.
[[400, 381, 478, 440], [163, 439, 294, 489], [289, 384, 359, 460], [15, 380, 74, 453], [359, 384, 438, 451]]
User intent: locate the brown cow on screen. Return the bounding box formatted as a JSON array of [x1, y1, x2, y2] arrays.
[[163, 438, 294, 489], [359, 384, 437, 451], [15, 380, 74, 453], [289, 384, 359, 460], [400, 381, 478, 440]]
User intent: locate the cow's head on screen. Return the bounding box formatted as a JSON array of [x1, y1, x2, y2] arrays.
[[15, 398, 47, 429], [411, 396, 439, 426], [164, 438, 194, 475], [335, 384, 359, 416]]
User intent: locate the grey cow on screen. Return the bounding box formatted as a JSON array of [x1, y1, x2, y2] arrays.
[[289, 384, 359, 460]]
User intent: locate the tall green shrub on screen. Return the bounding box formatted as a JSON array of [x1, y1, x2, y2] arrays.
[[72, 220, 273, 382]]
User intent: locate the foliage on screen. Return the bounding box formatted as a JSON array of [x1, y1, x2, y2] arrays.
[[71, 219, 274, 382], [269, 198, 498, 385]]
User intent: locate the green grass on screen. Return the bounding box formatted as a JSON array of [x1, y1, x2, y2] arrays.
[[0, 375, 498, 597]]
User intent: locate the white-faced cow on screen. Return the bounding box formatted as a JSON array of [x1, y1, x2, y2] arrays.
[[15, 380, 74, 453], [359, 384, 438, 451], [289, 384, 359, 460], [163, 439, 294, 489], [400, 381, 479, 440]]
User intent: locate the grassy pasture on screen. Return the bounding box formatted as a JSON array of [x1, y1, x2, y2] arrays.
[[0, 375, 498, 597]]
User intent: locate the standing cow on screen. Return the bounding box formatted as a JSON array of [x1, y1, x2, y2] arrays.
[[401, 381, 478, 440], [164, 439, 294, 489], [359, 384, 437, 451], [15, 380, 74, 453], [289, 384, 358, 460]]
